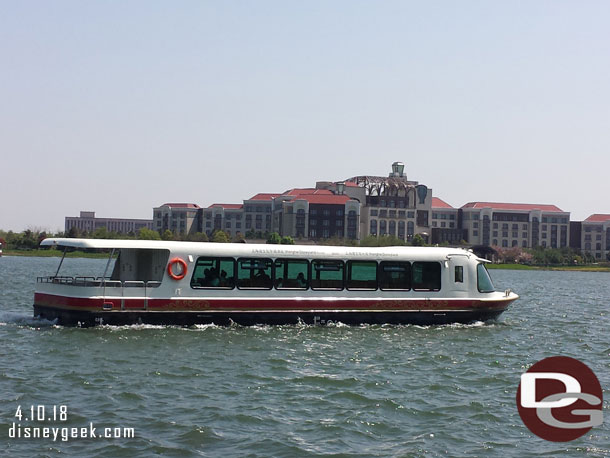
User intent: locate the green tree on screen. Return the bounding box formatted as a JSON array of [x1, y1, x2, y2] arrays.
[[212, 230, 230, 243], [92, 227, 109, 239], [67, 226, 80, 238], [161, 229, 175, 241], [267, 232, 281, 244], [359, 235, 406, 247], [411, 234, 425, 246], [138, 228, 162, 240], [280, 236, 295, 245], [359, 235, 381, 247], [186, 232, 209, 242]]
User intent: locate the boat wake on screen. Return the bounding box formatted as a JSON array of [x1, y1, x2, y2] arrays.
[[0, 311, 57, 327]]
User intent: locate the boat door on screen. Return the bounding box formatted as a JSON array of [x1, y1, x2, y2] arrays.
[[107, 248, 169, 311], [449, 258, 469, 293]]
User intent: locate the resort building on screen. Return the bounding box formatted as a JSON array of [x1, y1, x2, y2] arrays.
[[274, 188, 360, 240], [345, 162, 434, 242], [142, 161, 610, 257], [581, 214, 610, 260], [460, 202, 570, 249], [202, 204, 244, 238], [430, 198, 466, 245], [153, 203, 202, 235], [243, 193, 279, 234], [65, 211, 153, 235]]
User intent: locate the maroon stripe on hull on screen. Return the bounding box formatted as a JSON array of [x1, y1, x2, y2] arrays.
[[34, 293, 511, 313]]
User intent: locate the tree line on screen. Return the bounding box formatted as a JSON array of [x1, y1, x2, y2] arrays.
[[1, 228, 606, 264]]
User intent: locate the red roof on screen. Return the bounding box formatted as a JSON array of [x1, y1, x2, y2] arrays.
[[432, 197, 454, 209], [283, 188, 333, 196], [461, 202, 564, 212], [162, 203, 200, 209], [209, 203, 243, 210], [584, 214, 610, 223], [297, 195, 351, 205], [248, 193, 281, 201]]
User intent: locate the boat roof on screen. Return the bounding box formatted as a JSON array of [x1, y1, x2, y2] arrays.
[[40, 238, 483, 262]]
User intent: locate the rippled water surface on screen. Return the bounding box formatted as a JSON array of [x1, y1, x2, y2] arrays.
[[1, 256, 608, 456]]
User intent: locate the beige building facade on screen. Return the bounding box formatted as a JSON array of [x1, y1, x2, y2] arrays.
[[581, 214, 610, 260], [153, 203, 201, 235], [65, 211, 153, 234], [461, 202, 570, 249]]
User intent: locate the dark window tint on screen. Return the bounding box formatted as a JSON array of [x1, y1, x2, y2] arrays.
[[275, 259, 309, 289], [311, 260, 344, 290], [346, 261, 377, 290], [237, 258, 273, 289], [455, 266, 464, 283], [412, 262, 441, 291], [477, 263, 495, 293], [379, 261, 411, 290], [191, 257, 235, 289]]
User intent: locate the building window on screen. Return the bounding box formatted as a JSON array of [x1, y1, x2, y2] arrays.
[[379, 220, 387, 235]]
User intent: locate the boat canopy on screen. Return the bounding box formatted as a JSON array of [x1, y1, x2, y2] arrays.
[[40, 238, 487, 263], [40, 238, 177, 250]]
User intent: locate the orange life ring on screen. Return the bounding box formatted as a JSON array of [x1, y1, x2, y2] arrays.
[[167, 257, 188, 280]]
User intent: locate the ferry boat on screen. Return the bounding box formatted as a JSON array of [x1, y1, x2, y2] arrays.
[[33, 238, 518, 326]]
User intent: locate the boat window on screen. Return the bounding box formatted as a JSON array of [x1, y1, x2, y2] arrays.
[[311, 260, 344, 290], [237, 258, 273, 289], [346, 261, 377, 290], [412, 262, 441, 291], [477, 263, 495, 293], [191, 257, 235, 289], [455, 265, 464, 283], [274, 259, 309, 290], [379, 261, 411, 290]]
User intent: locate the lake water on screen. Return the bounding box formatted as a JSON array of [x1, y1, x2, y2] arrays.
[[1, 256, 608, 457]]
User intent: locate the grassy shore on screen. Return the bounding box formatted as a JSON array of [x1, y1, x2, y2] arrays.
[[486, 263, 610, 272]]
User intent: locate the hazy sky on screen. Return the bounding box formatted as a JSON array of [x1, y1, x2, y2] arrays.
[[1, 1, 609, 232]]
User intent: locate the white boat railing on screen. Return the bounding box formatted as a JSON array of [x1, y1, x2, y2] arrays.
[[36, 276, 161, 289]]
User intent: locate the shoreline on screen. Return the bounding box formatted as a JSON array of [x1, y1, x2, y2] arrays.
[[2, 249, 108, 259], [486, 263, 610, 272]]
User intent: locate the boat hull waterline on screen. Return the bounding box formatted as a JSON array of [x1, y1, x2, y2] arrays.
[[33, 294, 515, 327]]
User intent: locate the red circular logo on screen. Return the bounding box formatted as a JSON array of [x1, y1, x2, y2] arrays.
[[516, 356, 603, 442]]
